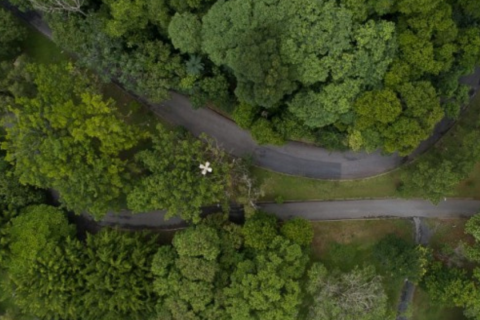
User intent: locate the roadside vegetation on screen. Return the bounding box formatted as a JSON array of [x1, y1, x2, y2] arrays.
[[7, 0, 479, 154], [1, 1, 480, 320]]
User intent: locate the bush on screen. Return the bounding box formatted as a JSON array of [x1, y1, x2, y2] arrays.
[[281, 218, 314, 246]]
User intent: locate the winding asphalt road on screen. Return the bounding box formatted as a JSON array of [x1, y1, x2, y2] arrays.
[[7, 4, 480, 179], [6, 5, 480, 230]]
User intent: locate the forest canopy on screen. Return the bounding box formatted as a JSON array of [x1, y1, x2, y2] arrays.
[[20, 0, 479, 154]]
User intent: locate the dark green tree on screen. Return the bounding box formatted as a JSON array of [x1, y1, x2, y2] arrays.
[[168, 13, 202, 54], [0, 8, 26, 59]]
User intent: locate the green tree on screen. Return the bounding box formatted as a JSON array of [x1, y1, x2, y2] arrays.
[[306, 263, 391, 320], [4, 205, 84, 320], [242, 211, 278, 250], [224, 235, 308, 320], [2, 63, 145, 218], [280, 218, 314, 246], [250, 118, 285, 145], [168, 13, 202, 54], [7, 205, 74, 273], [0, 8, 26, 59], [152, 213, 310, 320], [373, 234, 428, 283], [152, 225, 224, 319], [80, 229, 159, 320], [127, 126, 232, 223], [0, 155, 45, 264]]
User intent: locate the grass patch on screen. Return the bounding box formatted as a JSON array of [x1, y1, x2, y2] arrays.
[[256, 167, 401, 201], [22, 25, 68, 64], [411, 288, 466, 320], [311, 219, 414, 312], [454, 163, 480, 199], [425, 218, 473, 252]]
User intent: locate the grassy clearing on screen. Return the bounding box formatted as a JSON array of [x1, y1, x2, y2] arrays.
[[256, 167, 401, 201], [411, 287, 466, 320], [311, 219, 414, 312], [425, 218, 473, 252]]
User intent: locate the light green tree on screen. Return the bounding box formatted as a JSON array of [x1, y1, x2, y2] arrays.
[[2, 63, 145, 218]]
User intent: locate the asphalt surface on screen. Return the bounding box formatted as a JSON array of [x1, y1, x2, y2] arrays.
[[96, 200, 480, 229], [6, 3, 480, 179]]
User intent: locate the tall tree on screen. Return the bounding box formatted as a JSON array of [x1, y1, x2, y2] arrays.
[[2, 63, 146, 218], [127, 126, 232, 223], [306, 264, 392, 320]]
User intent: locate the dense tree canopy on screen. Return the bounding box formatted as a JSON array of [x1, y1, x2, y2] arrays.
[[39, 0, 480, 153], [127, 126, 233, 223], [152, 213, 311, 320], [4, 204, 160, 320], [2, 63, 146, 218]]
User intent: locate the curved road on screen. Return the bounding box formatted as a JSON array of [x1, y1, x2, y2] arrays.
[[7, 4, 480, 179]]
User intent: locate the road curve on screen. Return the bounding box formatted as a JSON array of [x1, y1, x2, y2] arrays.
[[6, 4, 480, 179], [97, 199, 480, 229]]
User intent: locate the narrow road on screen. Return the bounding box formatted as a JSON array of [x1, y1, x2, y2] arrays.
[[5, 3, 480, 179], [95, 199, 480, 229]]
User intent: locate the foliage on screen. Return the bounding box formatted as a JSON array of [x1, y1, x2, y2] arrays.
[[7, 205, 74, 273], [250, 118, 285, 145], [48, 13, 184, 103], [224, 235, 308, 320], [80, 229, 159, 320], [242, 211, 278, 250], [280, 217, 314, 246], [0, 157, 44, 215], [168, 13, 202, 54], [373, 234, 428, 283], [6, 208, 159, 320], [39, 0, 480, 155], [423, 262, 476, 308], [306, 263, 391, 320], [152, 212, 310, 320], [2, 63, 145, 218], [127, 125, 232, 223], [0, 8, 26, 59], [465, 214, 480, 263], [401, 126, 480, 203]]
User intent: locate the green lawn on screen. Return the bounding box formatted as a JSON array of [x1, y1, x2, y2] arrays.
[[256, 167, 401, 201], [311, 219, 414, 314]]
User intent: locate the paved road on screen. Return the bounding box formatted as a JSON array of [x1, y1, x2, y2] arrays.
[[96, 199, 480, 229], [6, 4, 480, 179], [262, 199, 480, 220]]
